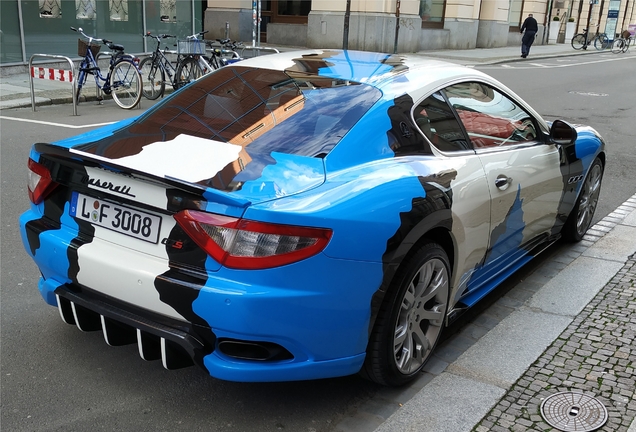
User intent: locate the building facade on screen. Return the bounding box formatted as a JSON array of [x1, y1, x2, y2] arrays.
[[204, 0, 636, 52], [1, 0, 203, 65], [1, 0, 634, 67]]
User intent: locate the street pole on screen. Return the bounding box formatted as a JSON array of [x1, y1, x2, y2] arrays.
[[343, 0, 351, 50], [585, 0, 594, 47], [393, 0, 401, 54]]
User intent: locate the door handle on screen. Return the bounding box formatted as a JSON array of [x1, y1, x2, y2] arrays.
[[495, 175, 512, 191]]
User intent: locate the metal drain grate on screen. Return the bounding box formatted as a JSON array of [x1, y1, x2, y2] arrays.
[[540, 392, 608, 432]]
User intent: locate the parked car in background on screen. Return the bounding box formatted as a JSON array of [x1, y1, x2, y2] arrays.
[[20, 49, 604, 386]]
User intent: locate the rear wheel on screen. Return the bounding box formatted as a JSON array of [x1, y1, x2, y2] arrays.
[[611, 38, 625, 53], [562, 157, 603, 242], [594, 34, 609, 50], [175, 57, 204, 89], [361, 242, 450, 386], [110, 60, 142, 109], [139, 57, 165, 100], [571, 34, 586, 50]]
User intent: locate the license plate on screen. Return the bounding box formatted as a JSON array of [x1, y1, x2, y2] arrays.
[[71, 192, 162, 244]]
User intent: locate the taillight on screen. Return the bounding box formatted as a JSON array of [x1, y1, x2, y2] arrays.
[[27, 158, 58, 204], [174, 210, 332, 269]]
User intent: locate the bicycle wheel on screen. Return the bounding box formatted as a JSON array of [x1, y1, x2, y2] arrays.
[[571, 34, 586, 50], [75, 59, 90, 103], [175, 57, 204, 89], [611, 38, 625, 54], [110, 60, 142, 109], [139, 57, 165, 100], [594, 34, 609, 50], [623, 38, 631, 53]]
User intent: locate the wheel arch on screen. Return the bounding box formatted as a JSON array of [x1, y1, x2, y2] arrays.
[[368, 210, 456, 336]]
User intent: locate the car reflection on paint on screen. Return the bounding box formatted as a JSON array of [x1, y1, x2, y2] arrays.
[[20, 49, 605, 386]]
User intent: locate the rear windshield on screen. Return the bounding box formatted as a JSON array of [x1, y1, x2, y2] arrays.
[[132, 66, 382, 157]]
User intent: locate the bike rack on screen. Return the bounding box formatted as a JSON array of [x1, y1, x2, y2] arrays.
[[29, 54, 77, 116]]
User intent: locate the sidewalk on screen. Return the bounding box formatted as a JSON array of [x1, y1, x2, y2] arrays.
[[0, 42, 602, 111]]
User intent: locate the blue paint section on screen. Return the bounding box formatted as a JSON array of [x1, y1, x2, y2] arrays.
[[316, 51, 395, 83], [236, 152, 325, 203], [326, 98, 397, 172], [19, 202, 80, 306], [192, 253, 382, 380], [191, 160, 427, 380], [244, 160, 425, 262], [463, 185, 528, 305], [573, 127, 602, 165]]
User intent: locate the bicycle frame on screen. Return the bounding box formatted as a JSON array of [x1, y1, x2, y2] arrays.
[[77, 36, 139, 96]]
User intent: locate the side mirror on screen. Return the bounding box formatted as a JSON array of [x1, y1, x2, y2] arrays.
[[549, 119, 577, 145]]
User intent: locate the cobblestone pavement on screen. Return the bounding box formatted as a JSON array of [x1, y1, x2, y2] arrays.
[[474, 255, 636, 432]]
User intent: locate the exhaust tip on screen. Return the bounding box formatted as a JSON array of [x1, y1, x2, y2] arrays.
[[217, 339, 293, 361]]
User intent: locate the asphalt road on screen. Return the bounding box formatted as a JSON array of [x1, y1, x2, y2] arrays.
[[1, 53, 634, 432]]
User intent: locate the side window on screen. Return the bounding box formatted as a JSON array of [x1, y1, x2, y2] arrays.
[[413, 91, 471, 152], [444, 82, 538, 149]]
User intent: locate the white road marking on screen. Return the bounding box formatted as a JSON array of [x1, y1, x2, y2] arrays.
[[0, 115, 114, 129], [479, 54, 635, 69]]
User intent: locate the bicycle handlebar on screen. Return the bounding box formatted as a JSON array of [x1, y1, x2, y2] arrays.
[[71, 26, 105, 45], [185, 30, 209, 40]]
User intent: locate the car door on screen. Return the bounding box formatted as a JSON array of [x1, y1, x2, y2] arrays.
[[443, 81, 563, 287]]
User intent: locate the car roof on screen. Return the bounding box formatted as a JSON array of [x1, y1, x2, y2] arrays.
[[236, 49, 493, 100]]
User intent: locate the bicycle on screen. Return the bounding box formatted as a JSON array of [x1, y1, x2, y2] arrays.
[[611, 30, 633, 54], [71, 27, 142, 109], [571, 28, 609, 51], [139, 31, 213, 100], [204, 39, 244, 68]]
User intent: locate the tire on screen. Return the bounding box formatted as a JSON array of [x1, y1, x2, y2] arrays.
[[139, 57, 165, 100], [594, 34, 609, 50], [611, 38, 625, 54], [562, 157, 603, 242], [110, 60, 142, 109], [361, 242, 450, 386], [571, 34, 586, 50], [175, 57, 204, 89]]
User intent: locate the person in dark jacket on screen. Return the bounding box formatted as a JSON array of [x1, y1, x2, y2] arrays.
[[520, 14, 538, 58]]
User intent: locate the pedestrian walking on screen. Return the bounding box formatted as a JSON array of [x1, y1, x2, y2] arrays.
[[520, 13, 538, 58]]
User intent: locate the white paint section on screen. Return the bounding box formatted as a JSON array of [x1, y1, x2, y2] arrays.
[[75, 234, 184, 321], [84, 166, 172, 211], [73, 134, 242, 184]]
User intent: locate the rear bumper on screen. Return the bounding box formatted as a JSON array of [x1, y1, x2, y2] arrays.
[[20, 209, 382, 382]]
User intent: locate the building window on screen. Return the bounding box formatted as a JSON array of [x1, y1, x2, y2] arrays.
[[420, 0, 445, 28], [109, 0, 128, 21], [39, 0, 62, 18], [262, 1, 310, 24], [508, 0, 524, 30], [160, 0, 177, 22], [76, 0, 96, 19]]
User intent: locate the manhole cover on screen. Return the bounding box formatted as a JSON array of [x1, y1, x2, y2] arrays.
[[540, 392, 608, 431]]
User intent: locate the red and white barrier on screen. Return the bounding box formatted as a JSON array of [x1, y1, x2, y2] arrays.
[[30, 67, 74, 82]]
